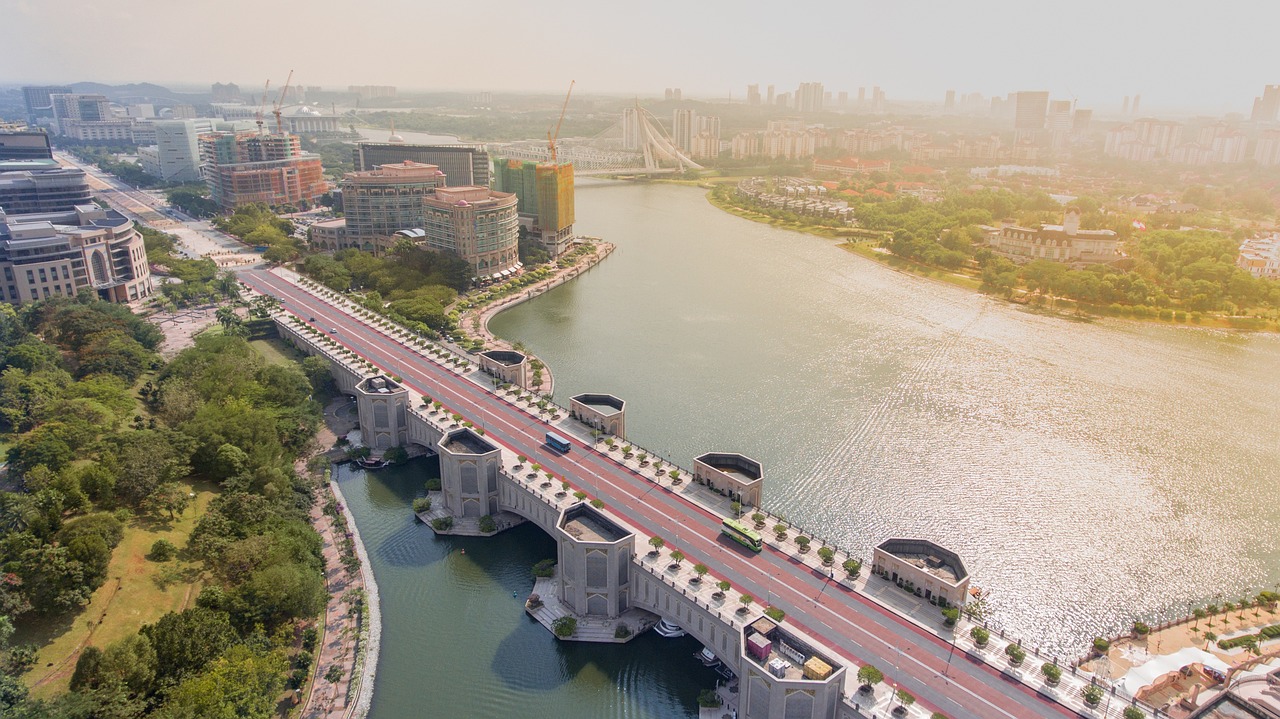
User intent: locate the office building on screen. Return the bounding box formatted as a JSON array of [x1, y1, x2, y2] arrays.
[[0, 130, 53, 161], [990, 208, 1120, 266], [747, 85, 761, 105], [22, 86, 72, 125], [138, 119, 215, 182], [0, 204, 152, 305], [1047, 100, 1073, 148], [199, 131, 327, 209], [340, 161, 446, 252], [169, 104, 197, 120], [417, 186, 519, 279], [492, 159, 576, 256], [0, 165, 93, 214], [50, 93, 113, 127], [1252, 85, 1280, 123], [766, 85, 775, 105], [672, 109, 696, 153], [1072, 109, 1093, 135], [1012, 91, 1050, 138], [837, 91, 848, 107], [352, 141, 490, 187], [944, 90, 956, 109], [796, 82, 824, 113]]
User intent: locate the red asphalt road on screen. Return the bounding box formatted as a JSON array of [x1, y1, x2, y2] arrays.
[[245, 269, 1077, 719]]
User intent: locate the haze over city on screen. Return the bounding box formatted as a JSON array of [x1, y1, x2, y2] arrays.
[[3, 0, 1280, 112]]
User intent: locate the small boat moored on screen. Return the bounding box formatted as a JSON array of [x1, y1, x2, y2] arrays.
[[653, 618, 686, 638]]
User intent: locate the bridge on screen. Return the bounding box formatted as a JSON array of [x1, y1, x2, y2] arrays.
[[492, 101, 702, 176], [244, 267, 1153, 719]]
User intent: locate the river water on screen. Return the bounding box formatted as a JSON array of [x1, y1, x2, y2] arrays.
[[490, 179, 1280, 656], [337, 459, 720, 719]]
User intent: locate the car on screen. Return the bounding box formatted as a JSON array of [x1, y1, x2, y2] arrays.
[[329, 327, 338, 334], [309, 317, 316, 322]]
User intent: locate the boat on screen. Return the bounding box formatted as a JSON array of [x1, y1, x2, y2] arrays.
[[697, 645, 720, 668], [355, 456, 390, 469], [653, 618, 686, 638]]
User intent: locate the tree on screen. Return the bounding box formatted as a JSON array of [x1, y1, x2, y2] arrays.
[[739, 594, 754, 610], [154, 645, 287, 719], [140, 607, 238, 683], [857, 664, 883, 688], [1123, 708, 1146, 719], [896, 690, 915, 708], [693, 563, 709, 581], [648, 536, 664, 553], [233, 562, 326, 629], [142, 481, 191, 520], [716, 580, 731, 594], [669, 550, 685, 566], [149, 539, 177, 561], [1041, 662, 1061, 684], [970, 626, 990, 647]]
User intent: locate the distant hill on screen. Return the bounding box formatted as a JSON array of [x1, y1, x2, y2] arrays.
[[69, 81, 210, 104]]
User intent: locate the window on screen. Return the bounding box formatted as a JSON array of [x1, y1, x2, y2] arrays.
[[61, 266, 70, 280], [30, 289, 38, 300], [26, 270, 34, 283], [38, 268, 46, 282], [41, 287, 50, 298]]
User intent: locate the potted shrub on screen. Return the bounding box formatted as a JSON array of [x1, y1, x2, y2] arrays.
[[774, 524, 788, 542], [817, 547, 835, 566], [751, 512, 766, 529], [857, 664, 883, 692], [1041, 662, 1061, 686], [843, 558, 862, 578], [1005, 644, 1026, 666], [795, 536, 811, 553], [970, 626, 990, 647], [1092, 637, 1111, 655], [1082, 684, 1103, 707], [1132, 621, 1151, 637], [1122, 708, 1145, 719], [714, 580, 730, 600], [669, 550, 685, 570], [737, 594, 754, 614], [648, 536, 665, 555], [670, 470, 682, 485], [692, 564, 708, 583], [942, 607, 959, 627]]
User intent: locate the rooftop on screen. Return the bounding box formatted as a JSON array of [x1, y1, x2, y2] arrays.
[[440, 427, 497, 455], [742, 621, 840, 683], [571, 393, 625, 413], [876, 538, 968, 585], [559, 504, 629, 543], [480, 350, 526, 367], [696, 452, 762, 482]]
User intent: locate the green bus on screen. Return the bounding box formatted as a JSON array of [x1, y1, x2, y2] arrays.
[[721, 518, 763, 552]]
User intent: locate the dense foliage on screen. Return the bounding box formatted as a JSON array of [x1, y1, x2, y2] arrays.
[[67, 147, 166, 189], [0, 299, 326, 718], [139, 227, 239, 308], [163, 185, 219, 219], [301, 244, 468, 334], [213, 204, 298, 263]]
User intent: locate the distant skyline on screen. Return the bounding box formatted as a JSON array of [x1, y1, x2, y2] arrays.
[[2, 0, 1278, 115]]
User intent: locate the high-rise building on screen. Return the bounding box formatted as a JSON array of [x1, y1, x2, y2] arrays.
[[691, 116, 721, 160], [352, 142, 490, 187], [1047, 100, 1073, 148], [944, 90, 956, 109], [1131, 94, 1141, 116], [747, 85, 761, 105], [491, 159, 576, 256], [1122, 96, 1131, 115], [0, 204, 152, 305], [1012, 91, 1050, 138], [1252, 85, 1280, 123], [348, 85, 397, 100], [857, 87, 866, 105], [1255, 130, 1280, 166], [416, 186, 519, 279], [339, 161, 447, 252], [1072, 109, 1093, 135], [672, 109, 697, 153], [0, 165, 92, 214], [22, 86, 72, 125], [796, 82, 824, 112], [198, 131, 328, 209], [837, 91, 848, 107], [766, 85, 776, 105], [211, 82, 241, 102], [138, 119, 215, 182], [0, 130, 53, 161], [622, 107, 642, 151], [51, 94, 112, 126]]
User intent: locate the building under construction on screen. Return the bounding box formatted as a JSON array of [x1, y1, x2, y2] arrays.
[[491, 159, 575, 257], [198, 131, 327, 210]]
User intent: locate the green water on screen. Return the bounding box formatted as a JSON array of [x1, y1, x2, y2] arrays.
[[335, 458, 721, 719]]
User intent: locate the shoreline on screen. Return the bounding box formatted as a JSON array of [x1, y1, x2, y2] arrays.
[[467, 240, 617, 396], [707, 188, 1280, 334], [330, 476, 380, 719]]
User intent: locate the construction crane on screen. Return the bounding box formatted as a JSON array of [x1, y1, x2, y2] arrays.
[[272, 69, 294, 135], [255, 79, 271, 135], [547, 80, 575, 163]]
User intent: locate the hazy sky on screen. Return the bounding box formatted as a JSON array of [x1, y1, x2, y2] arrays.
[[3, 0, 1277, 114]]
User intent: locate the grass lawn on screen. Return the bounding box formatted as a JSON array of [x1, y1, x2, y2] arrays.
[[250, 337, 305, 366], [841, 242, 984, 291], [18, 477, 219, 698]]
